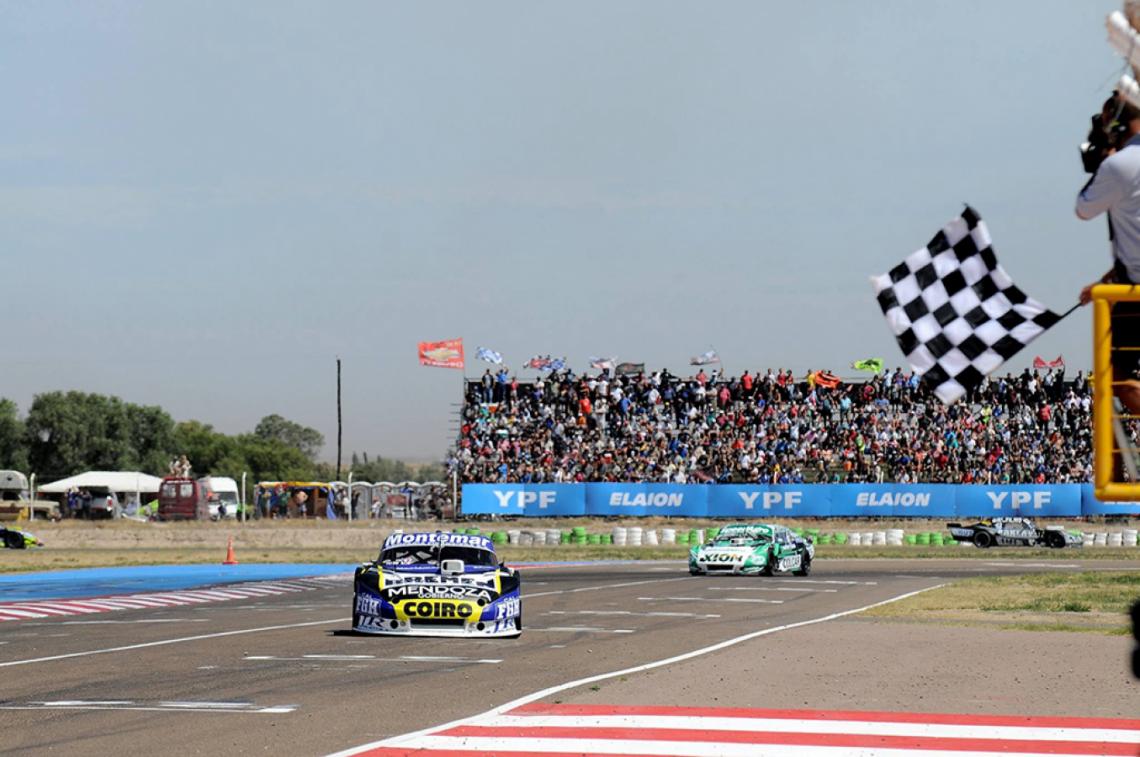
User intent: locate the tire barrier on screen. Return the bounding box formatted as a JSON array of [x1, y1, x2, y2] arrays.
[[468, 526, 1137, 549]]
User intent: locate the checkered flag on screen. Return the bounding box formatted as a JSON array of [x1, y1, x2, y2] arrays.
[[871, 206, 1061, 404]]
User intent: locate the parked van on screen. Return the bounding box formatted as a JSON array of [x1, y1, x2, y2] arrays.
[[157, 477, 209, 521], [0, 470, 60, 521], [203, 476, 240, 519]]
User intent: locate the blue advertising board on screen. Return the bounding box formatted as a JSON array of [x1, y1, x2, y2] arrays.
[[460, 483, 1117, 517]]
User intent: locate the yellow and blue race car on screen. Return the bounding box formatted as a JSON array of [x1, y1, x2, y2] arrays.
[[689, 523, 813, 576], [353, 531, 521, 638]]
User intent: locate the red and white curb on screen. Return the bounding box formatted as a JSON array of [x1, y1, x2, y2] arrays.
[[0, 575, 349, 622], [332, 702, 1140, 756]]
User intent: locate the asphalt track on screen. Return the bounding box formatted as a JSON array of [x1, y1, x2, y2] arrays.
[[0, 559, 1137, 756]]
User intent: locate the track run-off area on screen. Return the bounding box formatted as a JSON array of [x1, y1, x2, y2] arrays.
[[0, 559, 1138, 755]]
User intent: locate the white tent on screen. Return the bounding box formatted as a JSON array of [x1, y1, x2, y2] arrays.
[[38, 471, 164, 495]]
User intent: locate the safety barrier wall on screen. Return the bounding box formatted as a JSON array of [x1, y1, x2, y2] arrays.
[[460, 483, 1140, 517]]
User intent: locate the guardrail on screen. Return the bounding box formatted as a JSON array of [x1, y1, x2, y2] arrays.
[[460, 483, 1140, 518]]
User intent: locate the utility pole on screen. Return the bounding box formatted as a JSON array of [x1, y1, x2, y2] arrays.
[[336, 357, 343, 481]]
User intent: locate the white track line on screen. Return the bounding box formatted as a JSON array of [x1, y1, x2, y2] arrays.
[[0, 618, 348, 668], [705, 586, 838, 593], [639, 596, 784, 604], [523, 577, 692, 599], [327, 583, 946, 757]]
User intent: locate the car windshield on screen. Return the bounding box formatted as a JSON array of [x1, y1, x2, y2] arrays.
[[716, 531, 769, 545], [379, 544, 497, 569]]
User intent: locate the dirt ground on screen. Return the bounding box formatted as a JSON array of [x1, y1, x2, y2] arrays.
[[564, 615, 1140, 718]]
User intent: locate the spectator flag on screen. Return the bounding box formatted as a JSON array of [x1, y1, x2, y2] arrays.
[[1032, 355, 1065, 369], [813, 370, 841, 389], [589, 356, 616, 370], [418, 338, 465, 369], [475, 346, 503, 365], [690, 350, 721, 366], [872, 206, 1061, 404], [615, 362, 645, 376], [525, 355, 565, 372], [851, 358, 884, 373]]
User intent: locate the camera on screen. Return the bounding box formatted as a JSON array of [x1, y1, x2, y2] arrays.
[[1081, 92, 1132, 173]]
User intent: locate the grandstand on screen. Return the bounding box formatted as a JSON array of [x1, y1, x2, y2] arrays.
[[452, 366, 1095, 486]]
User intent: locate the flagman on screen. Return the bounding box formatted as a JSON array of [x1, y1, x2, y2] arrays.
[[1076, 97, 1140, 414]]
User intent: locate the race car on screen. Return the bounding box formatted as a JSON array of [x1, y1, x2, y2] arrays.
[[689, 523, 814, 576], [352, 531, 521, 637], [946, 517, 1081, 548], [0, 526, 42, 549]]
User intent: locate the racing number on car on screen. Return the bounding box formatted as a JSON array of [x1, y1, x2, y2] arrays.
[[777, 554, 802, 571]]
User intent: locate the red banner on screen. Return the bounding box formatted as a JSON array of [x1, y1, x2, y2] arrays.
[[1032, 355, 1064, 369], [418, 338, 464, 369]]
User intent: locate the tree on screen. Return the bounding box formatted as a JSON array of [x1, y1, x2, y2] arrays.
[[253, 414, 324, 461], [26, 392, 134, 476], [0, 399, 27, 471]]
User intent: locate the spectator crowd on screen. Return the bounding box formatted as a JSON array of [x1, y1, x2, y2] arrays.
[[450, 366, 1095, 486]]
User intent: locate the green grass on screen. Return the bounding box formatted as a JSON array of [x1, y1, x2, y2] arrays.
[[863, 571, 1140, 635]]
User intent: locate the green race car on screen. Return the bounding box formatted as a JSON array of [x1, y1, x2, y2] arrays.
[[689, 523, 813, 576]]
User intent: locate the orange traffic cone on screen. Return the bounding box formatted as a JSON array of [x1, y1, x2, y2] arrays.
[[222, 535, 238, 565]]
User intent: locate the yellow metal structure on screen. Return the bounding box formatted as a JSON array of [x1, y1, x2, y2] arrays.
[[1092, 284, 1140, 501]]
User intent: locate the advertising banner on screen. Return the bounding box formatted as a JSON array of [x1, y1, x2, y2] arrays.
[[585, 483, 707, 517], [459, 483, 1110, 517], [460, 484, 584, 516], [707, 486, 828, 518], [830, 485, 957, 518], [1080, 484, 1140, 515], [954, 485, 1081, 518]]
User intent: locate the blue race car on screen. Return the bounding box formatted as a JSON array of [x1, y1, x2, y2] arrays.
[[353, 531, 521, 638]]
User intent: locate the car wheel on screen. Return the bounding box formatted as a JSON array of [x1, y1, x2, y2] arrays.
[[973, 531, 993, 548], [761, 553, 776, 576], [3, 531, 25, 550], [1046, 531, 1065, 549], [794, 555, 812, 576]]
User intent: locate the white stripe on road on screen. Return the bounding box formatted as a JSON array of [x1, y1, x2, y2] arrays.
[[328, 583, 947, 757], [469, 713, 1140, 743], [379, 735, 1084, 756], [0, 618, 348, 668], [524, 577, 693, 599], [527, 627, 636, 634], [705, 586, 838, 593], [243, 655, 503, 664], [639, 596, 784, 604], [545, 610, 721, 619]]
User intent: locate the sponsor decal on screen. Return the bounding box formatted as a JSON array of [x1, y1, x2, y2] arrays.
[[387, 584, 493, 602], [493, 596, 520, 620], [382, 532, 494, 550], [702, 552, 743, 563], [400, 601, 475, 620], [355, 594, 381, 616], [355, 614, 384, 629], [492, 490, 557, 509], [737, 491, 802, 510], [855, 492, 931, 508], [987, 490, 1049, 511], [607, 492, 684, 508]]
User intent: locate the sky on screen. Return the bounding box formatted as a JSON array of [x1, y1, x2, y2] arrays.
[[0, 0, 1128, 460]]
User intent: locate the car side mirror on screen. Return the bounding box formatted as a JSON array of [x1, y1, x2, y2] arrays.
[[441, 559, 465, 576]]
